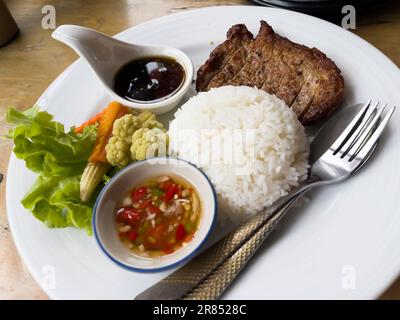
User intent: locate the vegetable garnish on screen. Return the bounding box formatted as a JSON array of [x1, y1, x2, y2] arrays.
[[6, 102, 168, 234], [79, 102, 168, 202], [80, 101, 129, 202], [6, 106, 98, 233], [79, 162, 110, 203], [89, 101, 129, 164], [21, 175, 93, 230], [117, 175, 201, 257], [105, 112, 168, 168], [131, 127, 167, 161], [74, 109, 105, 134], [7, 106, 97, 177]]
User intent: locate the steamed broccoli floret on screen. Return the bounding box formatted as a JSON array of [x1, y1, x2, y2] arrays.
[[105, 114, 138, 167], [105, 136, 131, 167], [105, 112, 166, 167], [137, 112, 164, 130], [112, 114, 140, 143], [131, 128, 168, 161]]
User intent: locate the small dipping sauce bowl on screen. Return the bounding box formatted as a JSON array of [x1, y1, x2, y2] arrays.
[[92, 158, 217, 272], [52, 25, 194, 114]]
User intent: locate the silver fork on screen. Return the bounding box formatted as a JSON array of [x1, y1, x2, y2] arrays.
[[136, 101, 395, 300], [283, 101, 394, 200]]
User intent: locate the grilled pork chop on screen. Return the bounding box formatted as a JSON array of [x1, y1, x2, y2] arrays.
[[196, 21, 345, 125]]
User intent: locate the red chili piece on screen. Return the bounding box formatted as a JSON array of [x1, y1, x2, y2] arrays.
[[175, 224, 186, 241], [164, 183, 178, 203], [131, 187, 147, 202]]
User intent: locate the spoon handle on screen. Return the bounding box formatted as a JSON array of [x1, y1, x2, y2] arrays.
[[181, 195, 300, 300], [135, 184, 312, 300]]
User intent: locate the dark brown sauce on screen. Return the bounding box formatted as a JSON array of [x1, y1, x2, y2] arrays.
[[113, 56, 185, 103]]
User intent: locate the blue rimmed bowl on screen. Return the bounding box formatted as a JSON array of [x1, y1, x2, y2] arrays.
[[92, 157, 217, 272]]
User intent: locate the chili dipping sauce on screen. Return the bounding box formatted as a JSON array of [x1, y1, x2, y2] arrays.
[[116, 174, 201, 257]]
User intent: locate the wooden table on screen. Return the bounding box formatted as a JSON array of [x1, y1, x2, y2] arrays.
[[1, 0, 399, 300]]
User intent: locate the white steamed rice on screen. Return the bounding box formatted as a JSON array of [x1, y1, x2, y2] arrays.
[[168, 86, 309, 223]]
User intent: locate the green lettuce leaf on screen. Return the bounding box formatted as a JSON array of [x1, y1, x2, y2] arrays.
[[7, 106, 97, 177], [21, 175, 93, 233], [7, 106, 98, 233]]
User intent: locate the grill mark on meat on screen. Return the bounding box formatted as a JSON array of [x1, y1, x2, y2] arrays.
[[207, 44, 251, 88], [274, 45, 296, 95], [302, 75, 344, 124], [286, 67, 308, 107], [253, 36, 277, 88], [225, 42, 256, 86], [260, 38, 285, 94], [253, 21, 279, 89], [196, 24, 253, 91], [276, 45, 307, 106], [300, 96, 315, 122], [300, 49, 345, 124], [226, 22, 276, 87], [196, 21, 345, 125], [197, 26, 250, 90], [290, 74, 317, 119], [277, 69, 305, 106], [204, 46, 245, 88], [288, 83, 303, 107], [207, 29, 254, 89], [237, 21, 308, 103], [229, 35, 277, 88]]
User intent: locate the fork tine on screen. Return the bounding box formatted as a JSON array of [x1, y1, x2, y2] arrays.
[[339, 101, 379, 156], [350, 106, 395, 162], [331, 100, 372, 154], [346, 104, 387, 160]]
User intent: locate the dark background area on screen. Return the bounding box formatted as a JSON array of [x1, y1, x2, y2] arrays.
[[251, 0, 395, 23]]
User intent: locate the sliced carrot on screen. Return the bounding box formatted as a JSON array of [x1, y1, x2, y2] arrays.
[[75, 109, 105, 133], [88, 101, 129, 163]]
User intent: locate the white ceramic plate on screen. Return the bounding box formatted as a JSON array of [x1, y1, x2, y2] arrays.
[[6, 6, 400, 299]]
